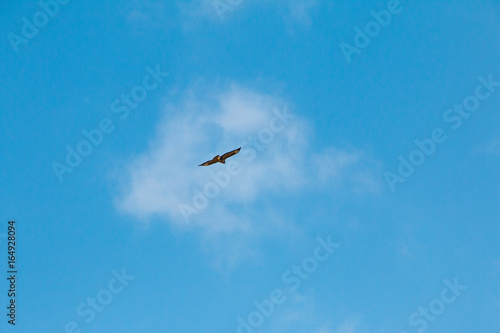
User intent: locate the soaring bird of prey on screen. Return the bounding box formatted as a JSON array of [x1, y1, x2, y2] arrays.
[[199, 147, 241, 166]]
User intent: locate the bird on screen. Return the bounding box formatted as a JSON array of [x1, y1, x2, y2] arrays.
[[199, 147, 241, 166]]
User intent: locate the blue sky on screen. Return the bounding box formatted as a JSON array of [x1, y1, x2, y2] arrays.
[[1, 1, 499, 332]]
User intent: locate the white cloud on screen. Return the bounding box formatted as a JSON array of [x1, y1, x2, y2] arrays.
[[314, 148, 382, 194], [287, 0, 319, 26], [122, 0, 321, 35], [332, 317, 361, 333], [176, 0, 220, 22], [113, 83, 381, 239], [314, 315, 367, 333], [178, 0, 320, 26], [263, 291, 366, 333], [123, 0, 176, 35]]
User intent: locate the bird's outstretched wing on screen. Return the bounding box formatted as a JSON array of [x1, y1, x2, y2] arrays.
[[221, 147, 241, 160], [199, 158, 217, 166]]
